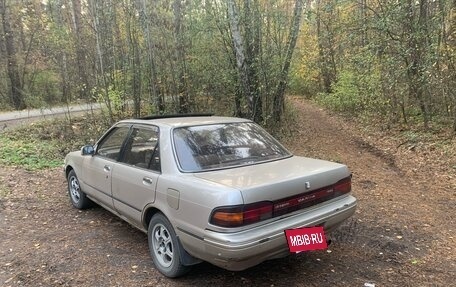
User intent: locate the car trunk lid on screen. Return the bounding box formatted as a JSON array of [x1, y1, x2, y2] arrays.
[[193, 156, 351, 204]]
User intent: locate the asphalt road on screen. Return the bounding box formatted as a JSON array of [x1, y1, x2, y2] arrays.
[[0, 103, 102, 131]]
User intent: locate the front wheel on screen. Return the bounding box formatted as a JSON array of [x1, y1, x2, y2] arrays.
[[148, 213, 190, 277], [67, 170, 91, 209]]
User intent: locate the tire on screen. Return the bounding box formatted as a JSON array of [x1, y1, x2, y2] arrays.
[[148, 213, 190, 278], [67, 170, 91, 209]]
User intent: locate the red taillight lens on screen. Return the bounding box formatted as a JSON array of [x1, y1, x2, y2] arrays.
[[243, 202, 273, 225], [334, 176, 352, 194], [210, 202, 273, 227]]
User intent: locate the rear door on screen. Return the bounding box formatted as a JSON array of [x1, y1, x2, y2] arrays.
[[111, 125, 161, 227]]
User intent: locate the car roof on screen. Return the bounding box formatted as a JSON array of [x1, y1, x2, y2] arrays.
[[118, 116, 251, 128]]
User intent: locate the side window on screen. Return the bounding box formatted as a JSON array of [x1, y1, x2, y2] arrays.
[[96, 126, 130, 160], [121, 126, 161, 172]]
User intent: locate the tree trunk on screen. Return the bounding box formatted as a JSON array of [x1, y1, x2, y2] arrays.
[[449, 0, 456, 132], [273, 0, 304, 122], [89, 0, 114, 123], [126, 6, 141, 118], [52, 0, 70, 103], [244, 0, 262, 123], [227, 0, 251, 119], [0, 5, 5, 57], [227, 0, 265, 122], [405, 0, 430, 130], [71, 0, 90, 100], [138, 0, 164, 114], [316, 0, 333, 93], [1, 0, 25, 110], [174, 0, 190, 114]]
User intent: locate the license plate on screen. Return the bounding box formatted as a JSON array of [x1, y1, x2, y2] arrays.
[[284, 226, 328, 253]]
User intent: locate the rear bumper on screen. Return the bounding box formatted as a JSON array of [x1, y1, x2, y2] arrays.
[[179, 195, 357, 271]]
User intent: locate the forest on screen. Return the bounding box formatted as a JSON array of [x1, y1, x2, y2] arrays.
[[1, 0, 455, 132]]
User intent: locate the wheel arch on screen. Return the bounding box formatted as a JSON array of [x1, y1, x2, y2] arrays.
[[64, 165, 74, 178], [142, 206, 161, 230]]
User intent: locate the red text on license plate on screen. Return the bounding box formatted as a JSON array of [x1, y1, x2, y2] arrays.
[[284, 226, 327, 253]]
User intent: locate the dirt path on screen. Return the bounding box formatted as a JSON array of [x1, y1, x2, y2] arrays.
[[0, 98, 454, 286], [282, 98, 455, 285]]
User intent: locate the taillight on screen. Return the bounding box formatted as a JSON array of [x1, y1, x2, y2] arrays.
[[210, 176, 352, 228], [334, 176, 351, 195], [210, 201, 273, 227]]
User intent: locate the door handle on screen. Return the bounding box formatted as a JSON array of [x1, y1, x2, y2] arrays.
[[104, 165, 111, 172], [143, 177, 153, 185]]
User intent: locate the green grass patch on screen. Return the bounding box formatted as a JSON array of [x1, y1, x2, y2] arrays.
[[0, 136, 63, 170], [0, 115, 108, 171]]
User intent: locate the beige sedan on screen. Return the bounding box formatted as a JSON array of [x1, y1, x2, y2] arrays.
[[64, 115, 357, 277]]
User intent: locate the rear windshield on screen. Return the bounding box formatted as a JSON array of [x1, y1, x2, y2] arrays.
[[173, 122, 291, 172]]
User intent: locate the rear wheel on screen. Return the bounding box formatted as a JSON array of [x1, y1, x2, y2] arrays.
[[67, 170, 91, 209], [148, 213, 190, 277]]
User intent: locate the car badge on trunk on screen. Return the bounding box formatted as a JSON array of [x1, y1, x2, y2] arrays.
[[305, 181, 311, 190]]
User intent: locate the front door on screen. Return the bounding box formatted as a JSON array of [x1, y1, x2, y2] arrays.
[[82, 125, 131, 209]]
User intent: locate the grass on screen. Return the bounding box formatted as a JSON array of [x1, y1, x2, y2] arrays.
[[0, 137, 62, 170], [0, 115, 108, 170]]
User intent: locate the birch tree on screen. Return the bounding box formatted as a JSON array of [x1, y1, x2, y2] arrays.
[[227, 0, 251, 118], [273, 0, 304, 122]]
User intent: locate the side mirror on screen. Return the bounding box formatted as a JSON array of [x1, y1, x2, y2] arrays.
[[81, 145, 95, 156]]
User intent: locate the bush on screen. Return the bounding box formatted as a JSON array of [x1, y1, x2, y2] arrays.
[[316, 71, 362, 114]]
